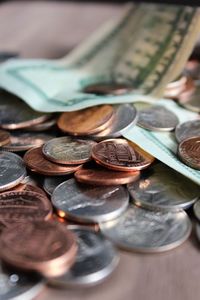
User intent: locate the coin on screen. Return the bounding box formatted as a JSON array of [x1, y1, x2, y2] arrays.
[[57, 105, 114, 135], [24, 147, 82, 176], [52, 178, 129, 223], [0, 183, 47, 197], [178, 137, 200, 170], [0, 191, 52, 223], [100, 205, 192, 253], [50, 225, 119, 287], [43, 176, 71, 196], [0, 90, 51, 129], [89, 104, 138, 139], [137, 105, 179, 131], [2, 132, 55, 152], [193, 200, 200, 221], [0, 151, 26, 191], [179, 82, 200, 112], [127, 163, 199, 211], [42, 137, 96, 165], [92, 139, 154, 171], [75, 166, 140, 186], [83, 83, 132, 95], [175, 120, 200, 143], [0, 130, 10, 147], [0, 221, 77, 277]]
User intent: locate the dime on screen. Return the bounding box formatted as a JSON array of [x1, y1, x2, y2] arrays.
[[0, 90, 51, 129], [100, 205, 192, 253], [57, 105, 114, 135], [92, 139, 154, 171], [178, 137, 200, 170], [42, 137, 96, 165], [50, 226, 119, 287], [24, 147, 82, 176], [0, 191, 52, 222], [179, 82, 200, 113], [43, 176, 71, 196], [83, 82, 132, 95], [0, 151, 26, 191], [193, 200, 200, 221], [0, 129, 10, 147], [52, 178, 129, 223], [75, 166, 140, 186], [2, 132, 55, 152], [137, 105, 179, 131], [127, 163, 199, 211], [0, 221, 77, 277], [175, 120, 200, 143]]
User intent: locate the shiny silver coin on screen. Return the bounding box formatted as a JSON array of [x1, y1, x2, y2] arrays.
[[0, 262, 44, 300], [52, 178, 129, 223], [0, 151, 26, 191], [100, 205, 192, 253], [137, 105, 179, 131], [179, 83, 200, 113], [193, 200, 200, 221], [89, 104, 138, 140], [127, 163, 199, 211], [43, 175, 71, 196], [175, 120, 200, 143], [2, 132, 55, 152], [42, 137, 96, 165], [0, 90, 51, 129], [50, 225, 119, 287]]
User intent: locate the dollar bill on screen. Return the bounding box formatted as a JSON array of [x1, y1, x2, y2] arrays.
[[123, 99, 200, 186], [0, 4, 199, 112]]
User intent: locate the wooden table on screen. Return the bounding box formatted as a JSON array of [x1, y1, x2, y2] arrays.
[[0, 2, 199, 300]]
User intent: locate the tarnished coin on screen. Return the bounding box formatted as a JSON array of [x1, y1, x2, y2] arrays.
[[0, 262, 44, 300], [0, 151, 26, 191], [0, 90, 51, 129], [0, 191, 52, 223], [179, 82, 200, 112], [83, 83, 132, 95], [75, 166, 140, 186], [24, 147, 82, 176], [92, 139, 154, 171], [52, 178, 129, 223], [178, 137, 200, 170], [2, 132, 55, 152], [89, 104, 138, 139], [175, 120, 200, 143], [43, 176, 71, 196], [42, 137, 96, 165], [0, 221, 77, 277], [127, 163, 199, 211], [50, 226, 119, 287], [100, 205, 192, 253], [0, 129, 10, 147], [57, 105, 114, 135], [137, 105, 179, 131], [193, 200, 200, 221]]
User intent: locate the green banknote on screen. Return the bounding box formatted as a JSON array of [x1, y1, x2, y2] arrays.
[[124, 99, 200, 185], [0, 3, 199, 112]]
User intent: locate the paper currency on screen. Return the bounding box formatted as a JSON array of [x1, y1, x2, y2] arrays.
[[0, 4, 199, 112]]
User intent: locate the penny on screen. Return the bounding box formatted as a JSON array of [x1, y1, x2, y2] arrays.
[[127, 163, 199, 211], [137, 105, 179, 131], [83, 82, 132, 95], [57, 105, 114, 135], [0, 90, 51, 129], [175, 120, 200, 143], [178, 137, 200, 170], [42, 137, 96, 165], [92, 139, 154, 171], [52, 178, 129, 223], [75, 166, 140, 186], [179, 82, 200, 113], [0, 151, 26, 191], [193, 200, 200, 221], [50, 226, 119, 287], [0, 221, 77, 277], [24, 147, 82, 176], [0, 191, 52, 222], [0, 129, 10, 147], [100, 205, 192, 253], [2, 132, 55, 152], [43, 176, 71, 196]]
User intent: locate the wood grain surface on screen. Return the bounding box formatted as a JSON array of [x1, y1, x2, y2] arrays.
[[0, 2, 199, 300]]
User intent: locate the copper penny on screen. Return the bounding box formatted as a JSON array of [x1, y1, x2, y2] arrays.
[[83, 82, 132, 95], [92, 139, 154, 171], [75, 166, 140, 185], [57, 105, 114, 135], [178, 137, 200, 170], [0, 191, 52, 223], [24, 147, 82, 176], [0, 129, 10, 146], [0, 221, 77, 277]]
